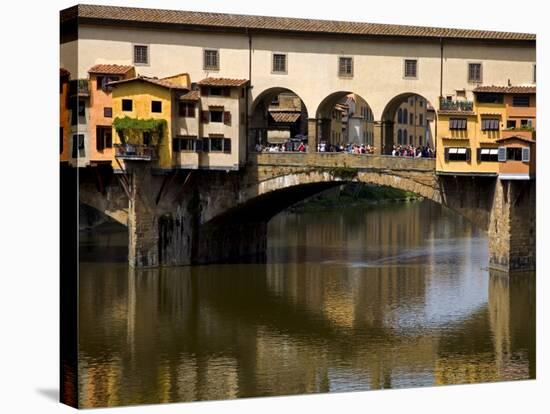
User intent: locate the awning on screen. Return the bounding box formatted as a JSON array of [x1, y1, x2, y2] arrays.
[[489, 149, 499, 155], [481, 149, 490, 154], [449, 148, 458, 154], [457, 148, 467, 154]]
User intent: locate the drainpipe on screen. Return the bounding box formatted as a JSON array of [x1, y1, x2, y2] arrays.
[[246, 28, 252, 161]]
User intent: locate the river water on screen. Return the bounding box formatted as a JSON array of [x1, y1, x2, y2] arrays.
[[78, 200, 535, 408]]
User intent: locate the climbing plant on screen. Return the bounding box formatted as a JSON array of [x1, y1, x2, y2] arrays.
[[113, 117, 167, 145]]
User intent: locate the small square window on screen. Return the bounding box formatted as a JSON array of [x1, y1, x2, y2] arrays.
[[506, 120, 517, 129], [338, 57, 353, 77], [134, 45, 149, 65], [512, 95, 530, 107], [122, 99, 133, 112], [210, 110, 223, 123], [273, 54, 287, 73], [151, 100, 162, 113], [204, 49, 219, 70], [404, 59, 417, 78], [104, 107, 112, 118], [468, 63, 482, 83]]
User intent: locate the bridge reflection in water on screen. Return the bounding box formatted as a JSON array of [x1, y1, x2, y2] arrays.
[[78, 201, 535, 408]]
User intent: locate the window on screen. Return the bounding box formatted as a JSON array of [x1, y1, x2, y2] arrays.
[[506, 120, 517, 129], [512, 95, 530, 107], [96, 75, 120, 91], [506, 147, 523, 161], [204, 49, 219, 70], [96, 126, 112, 151], [409, 113, 414, 125], [419, 136, 423, 146], [404, 59, 417, 78], [60, 127, 64, 154], [143, 131, 151, 146], [481, 118, 499, 131], [173, 136, 197, 152], [476, 93, 503, 104], [209, 136, 224, 152], [478, 148, 499, 162], [397, 129, 403, 144], [338, 57, 353, 77], [151, 100, 162, 113], [468, 63, 482, 82], [419, 99, 424, 107], [403, 109, 408, 125], [449, 118, 467, 130], [72, 134, 85, 158], [122, 99, 133, 112], [533, 64, 536, 83], [133, 45, 149, 65], [521, 119, 533, 128], [273, 53, 287, 73], [209, 87, 223, 96], [78, 100, 85, 118], [104, 107, 112, 118], [179, 102, 196, 117], [397, 108, 403, 124], [209, 109, 223, 123], [419, 114, 423, 126], [445, 147, 470, 161]]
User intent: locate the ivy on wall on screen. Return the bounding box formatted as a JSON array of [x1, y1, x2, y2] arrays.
[[113, 116, 167, 145]]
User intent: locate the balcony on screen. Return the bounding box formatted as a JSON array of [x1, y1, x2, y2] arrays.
[[439, 98, 474, 112], [114, 144, 157, 161], [69, 79, 89, 97]]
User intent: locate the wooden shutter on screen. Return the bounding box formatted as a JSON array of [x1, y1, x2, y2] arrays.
[[190, 104, 196, 118], [201, 110, 209, 123], [477, 148, 481, 162], [202, 138, 210, 152], [223, 87, 230, 97], [178, 102, 185, 117], [172, 138, 179, 152], [224, 111, 231, 125], [223, 138, 231, 153], [522, 147, 530, 162], [96, 129, 104, 151], [200, 86, 208, 96], [498, 146, 507, 162], [466, 148, 471, 161], [72, 135, 78, 158], [195, 139, 203, 152], [444, 148, 450, 162]]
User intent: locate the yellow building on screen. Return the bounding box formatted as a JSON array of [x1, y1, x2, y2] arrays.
[[436, 85, 536, 180], [109, 74, 190, 171]]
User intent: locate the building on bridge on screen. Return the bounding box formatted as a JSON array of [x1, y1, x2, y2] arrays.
[[394, 96, 435, 147], [436, 85, 536, 180], [60, 68, 71, 164]]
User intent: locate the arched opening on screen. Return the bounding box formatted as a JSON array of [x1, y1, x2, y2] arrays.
[[381, 93, 437, 156], [250, 87, 309, 152], [315, 91, 375, 153]]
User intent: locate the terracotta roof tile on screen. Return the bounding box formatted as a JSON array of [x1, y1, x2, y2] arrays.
[[88, 64, 134, 75], [108, 75, 188, 90], [496, 135, 536, 143], [198, 77, 249, 87], [179, 90, 200, 101], [62, 4, 535, 41], [270, 112, 301, 123], [473, 85, 536, 94]]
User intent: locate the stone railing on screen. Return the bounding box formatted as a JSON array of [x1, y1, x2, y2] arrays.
[[248, 152, 436, 172]]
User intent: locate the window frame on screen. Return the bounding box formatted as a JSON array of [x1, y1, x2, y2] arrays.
[[122, 99, 133, 112], [338, 56, 354, 78], [467, 62, 483, 83], [272, 52, 288, 74], [151, 100, 162, 113], [403, 59, 418, 79], [133, 44, 150, 66], [209, 109, 224, 123], [203, 48, 220, 71]]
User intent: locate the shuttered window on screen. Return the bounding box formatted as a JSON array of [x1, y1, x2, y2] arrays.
[[444, 147, 470, 161], [179, 102, 196, 117], [133, 45, 149, 65], [522, 147, 530, 162], [338, 57, 353, 77], [172, 136, 197, 152], [468, 63, 482, 82], [449, 118, 467, 130], [273, 54, 287, 73], [204, 49, 219, 70], [512, 95, 530, 107], [498, 147, 507, 162], [404, 59, 417, 78], [478, 148, 499, 162], [481, 118, 499, 131]]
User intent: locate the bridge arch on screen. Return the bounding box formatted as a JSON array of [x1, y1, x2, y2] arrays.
[[249, 87, 309, 151], [314, 91, 375, 149], [380, 92, 438, 153]]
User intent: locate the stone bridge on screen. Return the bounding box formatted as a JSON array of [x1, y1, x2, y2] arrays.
[[76, 153, 535, 272]]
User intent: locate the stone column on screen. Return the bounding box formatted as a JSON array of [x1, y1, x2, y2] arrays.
[[372, 121, 383, 155], [127, 162, 159, 268], [307, 118, 318, 152], [489, 179, 536, 272], [382, 121, 395, 155]]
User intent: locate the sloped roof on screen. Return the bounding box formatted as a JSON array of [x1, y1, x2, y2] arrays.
[[107, 75, 188, 90], [270, 112, 301, 123], [198, 77, 249, 87], [179, 90, 200, 101], [473, 85, 536, 94], [496, 135, 535, 143], [88, 64, 134, 75], [61, 4, 535, 41]]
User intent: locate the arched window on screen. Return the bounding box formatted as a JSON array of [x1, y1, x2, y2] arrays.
[[397, 129, 402, 144], [403, 109, 408, 126], [403, 129, 408, 144], [397, 108, 403, 124]]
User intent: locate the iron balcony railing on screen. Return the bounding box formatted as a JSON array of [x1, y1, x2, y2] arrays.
[[114, 144, 157, 161], [69, 79, 89, 97], [439, 98, 474, 112]]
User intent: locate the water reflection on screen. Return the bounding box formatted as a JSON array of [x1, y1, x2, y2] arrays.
[[78, 201, 535, 407]]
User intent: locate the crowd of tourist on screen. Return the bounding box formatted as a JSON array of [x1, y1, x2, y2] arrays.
[[254, 141, 435, 158], [391, 144, 435, 158]]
